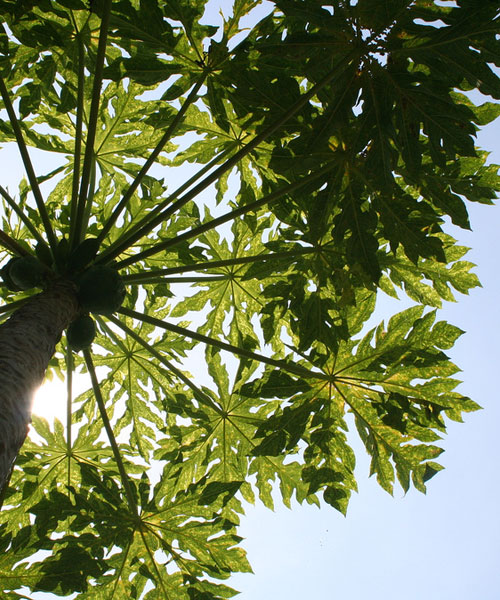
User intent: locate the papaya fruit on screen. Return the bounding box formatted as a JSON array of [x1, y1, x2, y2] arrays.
[[54, 237, 70, 270], [1, 257, 23, 291], [67, 315, 96, 351], [77, 265, 125, 315], [35, 241, 53, 267], [8, 255, 44, 290], [68, 237, 100, 272]]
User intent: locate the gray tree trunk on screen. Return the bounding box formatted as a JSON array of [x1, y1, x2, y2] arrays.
[[0, 280, 79, 495]]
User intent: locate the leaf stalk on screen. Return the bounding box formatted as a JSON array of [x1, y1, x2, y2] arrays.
[[121, 247, 318, 282], [116, 163, 334, 268], [72, 0, 113, 247], [106, 314, 225, 416], [118, 306, 329, 381], [83, 349, 139, 516], [98, 144, 235, 263], [0, 76, 58, 250], [0, 230, 29, 257], [69, 25, 86, 229], [0, 186, 46, 245], [97, 69, 210, 245]]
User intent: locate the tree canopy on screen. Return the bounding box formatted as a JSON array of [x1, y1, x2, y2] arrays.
[[0, 0, 498, 597]]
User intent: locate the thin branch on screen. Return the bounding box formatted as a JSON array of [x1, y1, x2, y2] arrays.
[[126, 275, 230, 285], [0, 230, 29, 257], [97, 70, 210, 245], [118, 306, 330, 382], [72, 0, 112, 247], [106, 314, 224, 416], [0, 76, 58, 250], [65, 341, 73, 489], [83, 156, 97, 230], [116, 162, 334, 269], [121, 247, 317, 282], [136, 527, 170, 597], [83, 348, 138, 516], [0, 296, 31, 319], [69, 22, 86, 228], [0, 186, 46, 244]]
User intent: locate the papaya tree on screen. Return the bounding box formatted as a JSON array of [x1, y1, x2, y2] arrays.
[[0, 0, 498, 597]]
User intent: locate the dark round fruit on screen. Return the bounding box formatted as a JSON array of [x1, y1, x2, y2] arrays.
[[77, 265, 126, 315], [68, 237, 100, 272], [67, 315, 96, 351], [35, 242, 53, 267], [9, 255, 44, 290], [1, 258, 23, 291]]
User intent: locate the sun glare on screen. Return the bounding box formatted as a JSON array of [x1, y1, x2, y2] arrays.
[[31, 378, 68, 423], [31, 372, 91, 428]]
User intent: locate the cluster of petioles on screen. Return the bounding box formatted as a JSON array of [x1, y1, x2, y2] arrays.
[[1, 237, 125, 352]]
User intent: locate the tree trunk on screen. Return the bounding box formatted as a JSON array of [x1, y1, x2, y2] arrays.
[[0, 280, 79, 494]]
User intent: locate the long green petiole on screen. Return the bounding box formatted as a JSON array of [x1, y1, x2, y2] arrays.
[[65, 342, 73, 489], [69, 19, 86, 229], [72, 0, 112, 247], [0, 230, 29, 257], [121, 247, 318, 283], [106, 315, 224, 416], [97, 70, 210, 245], [0, 76, 58, 250], [97, 143, 235, 263], [118, 306, 330, 382], [0, 186, 46, 245], [0, 297, 30, 321], [126, 275, 230, 285], [116, 163, 334, 269], [83, 349, 138, 516]]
